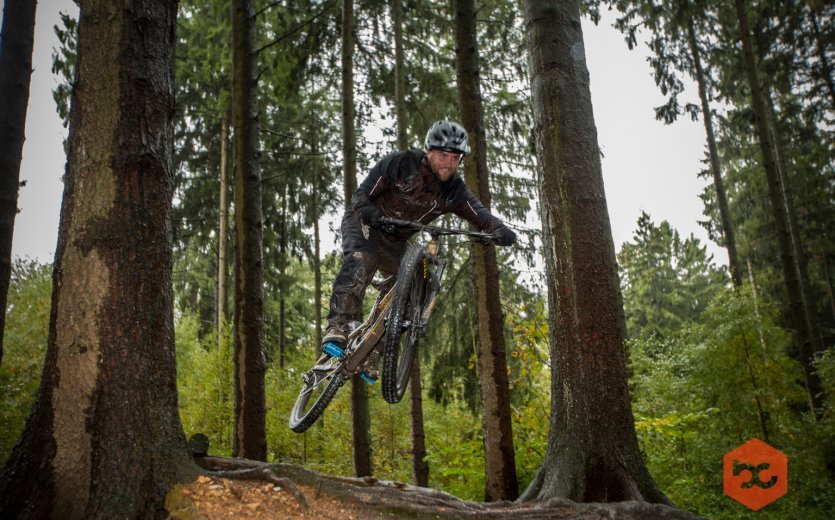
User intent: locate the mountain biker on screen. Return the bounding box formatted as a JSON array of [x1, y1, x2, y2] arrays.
[[322, 120, 517, 360]]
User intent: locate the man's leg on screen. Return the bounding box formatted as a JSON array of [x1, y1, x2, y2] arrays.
[[323, 212, 380, 353]]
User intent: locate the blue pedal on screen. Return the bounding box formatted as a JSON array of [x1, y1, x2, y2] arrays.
[[322, 342, 345, 358], [359, 373, 377, 384]]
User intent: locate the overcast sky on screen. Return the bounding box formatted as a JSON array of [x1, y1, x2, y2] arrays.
[[9, 1, 725, 267]]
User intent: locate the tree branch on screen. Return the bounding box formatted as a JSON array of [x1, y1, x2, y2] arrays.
[[256, 0, 337, 56]]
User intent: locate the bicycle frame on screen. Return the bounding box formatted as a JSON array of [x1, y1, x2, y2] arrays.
[[339, 284, 397, 375]]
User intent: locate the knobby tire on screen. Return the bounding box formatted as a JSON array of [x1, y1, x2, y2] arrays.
[[289, 371, 346, 433], [382, 244, 427, 404]]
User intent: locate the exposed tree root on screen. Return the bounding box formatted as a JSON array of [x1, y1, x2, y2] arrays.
[[190, 456, 705, 519]]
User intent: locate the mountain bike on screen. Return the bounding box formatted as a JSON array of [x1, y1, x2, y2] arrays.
[[289, 217, 499, 433]]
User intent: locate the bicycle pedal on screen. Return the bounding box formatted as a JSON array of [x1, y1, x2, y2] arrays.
[[322, 342, 346, 358], [359, 372, 377, 384]]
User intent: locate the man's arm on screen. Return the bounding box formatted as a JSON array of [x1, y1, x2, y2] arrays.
[[351, 155, 391, 224], [448, 179, 517, 246]]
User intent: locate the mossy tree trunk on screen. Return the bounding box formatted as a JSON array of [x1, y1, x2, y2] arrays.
[[0, 1, 197, 517], [521, 0, 669, 504]]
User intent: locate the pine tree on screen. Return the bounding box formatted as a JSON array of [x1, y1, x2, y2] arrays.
[[0, 1, 196, 515], [0, 0, 38, 366], [521, 0, 668, 503], [453, 0, 518, 502], [232, 0, 267, 460]]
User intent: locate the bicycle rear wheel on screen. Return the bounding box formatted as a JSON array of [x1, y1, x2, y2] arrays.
[[382, 245, 429, 404], [289, 358, 346, 433]]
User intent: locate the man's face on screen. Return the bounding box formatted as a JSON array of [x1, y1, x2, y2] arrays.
[[426, 149, 463, 182]]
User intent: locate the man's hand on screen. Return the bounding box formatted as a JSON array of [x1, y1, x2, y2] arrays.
[[372, 216, 398, 235], [358, 205, 383, 226], [493, 225, 517, 246]]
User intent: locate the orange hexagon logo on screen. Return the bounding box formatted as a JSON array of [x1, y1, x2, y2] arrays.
[[724, 438, 787, 511]]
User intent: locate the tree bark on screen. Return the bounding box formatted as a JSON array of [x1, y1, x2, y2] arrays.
[[454, 0, 518, 502], [217, 114, 230, 344], [0, 1, 196, 517], [342, 0, 372, 477], [521, 0, 669, 504], [409, 358, 430, 487], [734, 0, 823, 416], [0, 0, 37, 367], [685, 14, 742, 288], [232, 0, 267, 460]]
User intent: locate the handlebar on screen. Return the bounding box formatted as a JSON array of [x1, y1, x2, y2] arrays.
[[379, 217, 498, 244]]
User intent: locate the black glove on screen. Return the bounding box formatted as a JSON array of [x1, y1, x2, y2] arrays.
[[357, 205, 383, 226], [371, 216, 398, 235], [493, 225, 517, 246]]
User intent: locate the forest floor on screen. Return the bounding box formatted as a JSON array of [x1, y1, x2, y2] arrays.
[[175, 474, 387, 519], [165, 456, 705, 520]]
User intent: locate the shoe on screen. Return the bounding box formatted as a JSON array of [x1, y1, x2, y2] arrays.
[[322, 326, 348, 358], [359, 371, 377, 384], [358, 349, 380, 383], [359, 367, 379, 383]]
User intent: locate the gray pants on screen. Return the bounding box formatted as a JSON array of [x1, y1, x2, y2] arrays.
[[327, 211, 407, 329]]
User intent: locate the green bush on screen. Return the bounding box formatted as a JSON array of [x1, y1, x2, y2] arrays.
[[175, 314, 234, 455], [0, 260, 52, 462]]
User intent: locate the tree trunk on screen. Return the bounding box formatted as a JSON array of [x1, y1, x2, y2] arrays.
[[521, 0, 669, 504], [409, 357, 430, 487], [734, 0, 823, 416], [313, 169, 323, 346], [820, 251, 835, 323], [686, 15, 742, 288], [217, 114, 230, 344], [343, 0, 372, 477], [454, 0, 518, 502], [232, 0, 267, 460], [0, 1, 196, 517], [392, 0, 428, 487], [342, 0, 357, 203], [279, 183, 288, 368], [0, 0, 37, 367], [393, 0, 408, 150], [808, 6, 835, 111]]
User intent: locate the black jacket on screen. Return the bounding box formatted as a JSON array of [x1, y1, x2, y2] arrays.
[[351, 149, 504, 239]]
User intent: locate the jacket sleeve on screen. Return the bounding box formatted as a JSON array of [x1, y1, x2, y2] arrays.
[[351, 154, 391, 222], [448, 178, 505, 232]]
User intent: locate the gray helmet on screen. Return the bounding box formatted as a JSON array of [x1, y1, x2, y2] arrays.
[[424, 120, 470, 155]]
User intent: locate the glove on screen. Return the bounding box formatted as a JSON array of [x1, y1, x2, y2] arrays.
[[357, 205, 382, 225], [371, 216, 398, 235], [493, 225, 517, 246]]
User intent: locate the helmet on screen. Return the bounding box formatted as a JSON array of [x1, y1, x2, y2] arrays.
[[424, 120, 470, 155]]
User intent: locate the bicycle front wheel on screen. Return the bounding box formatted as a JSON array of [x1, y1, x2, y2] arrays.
[[382, 245, 429, 404], [289, 358, 347, 433]]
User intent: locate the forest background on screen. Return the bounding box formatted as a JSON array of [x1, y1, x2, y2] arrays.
[[1, 0, 833, 519]]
